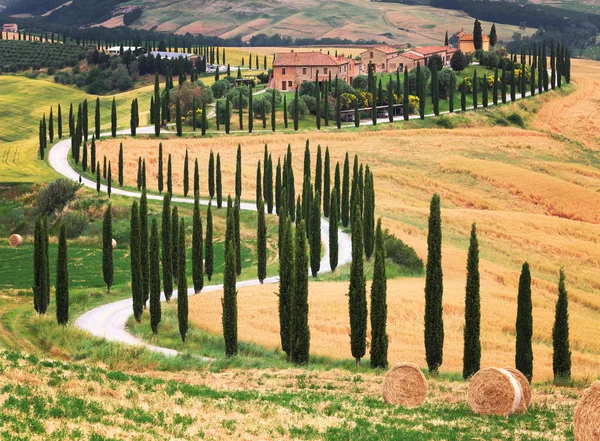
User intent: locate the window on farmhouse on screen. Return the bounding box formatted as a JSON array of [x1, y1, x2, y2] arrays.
[[303, 68, 307, 74], [324, 67, 328, 74], [370, 52, 373, 58], [282, 68, 286, 74]]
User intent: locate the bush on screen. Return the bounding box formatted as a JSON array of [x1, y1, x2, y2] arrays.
[[433, 115, 457, 129], [352, 75, 369, 91], [288, 96, 309, 117], [428, 53, 443, 71], [47, 66, 57, 75], [438, 68, 455, 99], [382, 230, 424, 275], [299, 81, 316, 97], [450, 50, 468, 72], [37, 179, 80, 215], [302, 95, 317, 114], [479, 51, 499, 68], [211, 79, 231, 99], [226, 85, 250, 109], [252, 96, 271, 117], [264, 88, 283, 106], [55, 211, 88, 239], [507, 112, 525, 128], [215, 98, 233, 123]]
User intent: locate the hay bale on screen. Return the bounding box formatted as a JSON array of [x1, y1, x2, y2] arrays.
[[382, 362, 428, 407], [504, 367, 532, 411], [8, 234, 23, 247], [575, 381, 600, 441], [112, 239, 117, 249], [468, 368, 522, 416]]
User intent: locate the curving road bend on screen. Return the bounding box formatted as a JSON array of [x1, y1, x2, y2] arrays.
[[48, 128, 353, 356]]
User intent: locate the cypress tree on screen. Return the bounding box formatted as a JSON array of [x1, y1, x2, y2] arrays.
[[136, 157, 142, 190], [510, 67, 516, 101], [473, 69, 478, 109], [341, 153, 350, 227], [445, 30, 449, 46], [501, 66, 507, 103], [293, 86, 300, 131], [216, 153, 223, 208], [489, 23, 497, 47], [130, 99, 137, 136], [161, 195, 173, 301], [225, 97, 231, 134], [431, 66, 439, 116], [550, 40, 556, 90], [310, 191, 321, 278], [96, 162, 101, 194], [279, 217, 294, 359], [370, 218, 388, 369], [177, 219, 188, 342], [82, 141, 88, 172], [102, 204, 114, 293], [363, 171, 375, 261], [33, 217, 48, 314], [531, 62, 536, 97], [336, 78, 342, 129], [516, 262, 533, 382], [234, 198, 241, 276], [372, 81, 378, 125], [130, 201, 143, 322], [248, 84, 253, 133], [473, 19, 483, 50], [223, 206, 238, 356], [171, 206, 179, 284], [266, 154, 274, 214], [95, 97, 101, 139], [275, 159, 282, 215], [291, 220, 310, 365], [424, 193, 444, 376], [194, 158, 200, 197], [329, 188, 339, 272], [107, 162, 112, 198], [257, 198, 267, 283], [192, 195, 204, 293], [462, 223, 481, 379], [183, 149, 189, 197], [283, 95, 288, 129], [57, 104, 62, 139], [256, 161, 262, 209], [482, 73, 488, 108], [349, 204, 367, 366], [55, 224, 69, 325], [103, 156, 107, 180], [388, 80, 394, 122], [176, 99, 182, 136], [202, 101, 207, 135], [323, 147, 331, 218], [158, 143, 163, 193], [208, 150, 215, 199], [167, 154, 173, 198], [149, 218, 161, 334], [354, 96, 360, 127], [552, 269, 571, 382], [271, 88, 276, 131], [89, 138, 96, 174], [111, 97, 117, 137], [205, 201, 214, 281], [419, 71, 426, 119], [493, 67, 499, 105], [315, 145, 322, 205], [315, 70, 321, 129], [403, 68, 410, 120], [461, 78, 467, 111], [43, 217, 50, 308], [49, 107, 54, 143], [234, 144, 242, 199], [140, 190, 149, 307]]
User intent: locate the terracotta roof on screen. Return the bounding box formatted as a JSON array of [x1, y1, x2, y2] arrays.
[[458, 32, 490, 42], [397, 53, 423, 60], [360, 46, 399, 55], [273, 52, 342, 67], [409, 45, 453, 56]]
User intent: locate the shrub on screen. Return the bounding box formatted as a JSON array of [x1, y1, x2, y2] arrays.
[[433, 115, 456, 129], [47, 66, 57, 75], [382, 230, 424, 275], [299, 81, 316, 97], [265, 88, 282, 106], [226, 85, 250, 109], [211, 79, 230, 99], [215, 98, 233, 123], [479, 51, 499, 68], [302, 95, 317, 114], [450, 50, 468, 72], [36, 179, 80, 215], [428, 53, 443, 71], [252, 96, 272, 117], [55, 211, 88, 239], [287, 96, 309, 117], [352, 75, 369, 91], [507, 112, 525, 128], [438, 68, 455, 99]]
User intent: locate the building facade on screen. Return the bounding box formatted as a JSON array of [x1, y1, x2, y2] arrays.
[[457, 27, 490, 52], [391, 46, 456, 72], [2, 23, 18, 33], [359, 46, 401, 73]]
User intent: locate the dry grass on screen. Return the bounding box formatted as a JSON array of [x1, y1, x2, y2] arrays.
[[94, 60, 600, 382]]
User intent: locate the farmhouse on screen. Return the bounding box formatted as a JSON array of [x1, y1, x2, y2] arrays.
[[391, 46, 457, 72], [457, 27, 490, 52], [107, 46, 144, 56], [359, 46, 401, 73], [2, 23, 17, 33], [150, 50, 197, 61], [271, 50, 358, 91]]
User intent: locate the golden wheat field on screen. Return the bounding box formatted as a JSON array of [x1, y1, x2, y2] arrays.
[[93, 60, 600, 381]]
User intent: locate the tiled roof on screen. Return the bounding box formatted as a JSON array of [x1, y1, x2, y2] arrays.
[[398, 53, 423, 60], [273, 52, 342, 67], [360, 46, 399, 55], [458, 32, 490, 42], [410, 45, 453, 56]]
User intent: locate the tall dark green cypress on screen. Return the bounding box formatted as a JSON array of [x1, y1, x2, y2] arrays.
[[130, 99, 137, 136], [462, 223, 481, 379], [349, 204, 367, 366], [516, 262, 533, 382], [205, 201, 214, 281], [257, 198, 267, 283], [370, 218, 388, 369], [431, 65, 439, 116], [310, 192, 321, 278], [107, 161, 112, 198], [283, 95, 288, 129], [275, 159, 282, 215], [234, 198, 241, 276], [43, 217, 50, 308], [192, 195, 204, 293], [194, 158, 199, 197], [279, 217, 294, 359], [167, 154, 173, 198], [271, 88, 276, 132], [216, 153, 223, 208], [136, 157, 142, 190], [171, 206, 179, 284], [57, 104, 63, 139], [149, 218, 161, 334], [176, 99, 182, 137], [177, 219, 188, 342], [154, 73, 161, 137], [315, 70, 321, 129], [493, 67, 499, 105], [102, 204, 114, 293], [248, 84, 253, 133], [161, 195, 173, 301], [117, 142, 123, 187], [96, 162, 100, 194], [315, 145, 322, 207], [158, 143, 163, 193], [403, 68, 410, 120], [256, 161, 262, 209], [341, 153, 350, 227], [363, 170, 375, 261], [235, 145, 242, 199], [202, 101, 207, 136], [140, 190, 149, 307], [424, 193, 444, 375], [482, 73, 488, 108], [183, 149, 189, 197], [33, 216, 48, 314], [130, 201, 143, 322], [329, 188, 339, 272], [510, 67, 517, 101], [419, 71, 426, 119], [111, 97, 117, 137], [501, 66, 508, 103], [95, 97, 101, 139], [291, 220, 310, 365], [293, 86, 300, 131], [552, 268, 571, 382], [266, 154, 274, 214], [223, 205, 238, 356], [49, 107, 54, 143], [208, 150, 215, 199], [55, 224, 69, 325], [323, 148, 331, 218], [472, 69, 478, 109]]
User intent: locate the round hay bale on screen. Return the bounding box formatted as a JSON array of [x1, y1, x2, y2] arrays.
[[575, 381, 600, 441], [8, 234, 23, 247], [112, 239, 117, 249], [382, 362, 428, 407], [504, 367, 532, 411], [468, 368, 522, 416]]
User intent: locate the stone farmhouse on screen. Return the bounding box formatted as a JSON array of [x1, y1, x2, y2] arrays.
[[391, 46, 457, 72], [2, 23, 18, 33], [270, 50, 360, 91], [359, 46, 402, 73], [457, 27, 490, 52]]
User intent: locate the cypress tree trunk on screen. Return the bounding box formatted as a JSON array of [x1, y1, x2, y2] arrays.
[[462, 223, 481, 379], [349, 204, 367, 366], [167, 154, 173, 198], [140, 190, 149, 307], [192, 195, 204, 293], [208, 150, 215, 199], [516, 262, 533, 382], [216, 153, 223, 208], [234, 198, 241, 276], [102, 204, 114, 293], [310, 192, 321, 278], [171, 206, 179, 284], [149, 218, 161, 334], [161, 195, 173, 301], [341, 153, 350, 227], [223, 207, 238, 356], [55, 224, 69, 325], [370, 218, 388, 369], [177, 219, 188, 342], [552, 269, 571, 382], [130, 201, 143, 322], [205, 202, 214, 281], [329, 188, 339, 272], [257, 198, 267, 283], [279, 216, 294, 359], [424, 193, 444, 376], [235, 145, 242, 199], [183, 149, 189, 197], [111, 97, 117, 137], [291, 220, 310, 365]]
